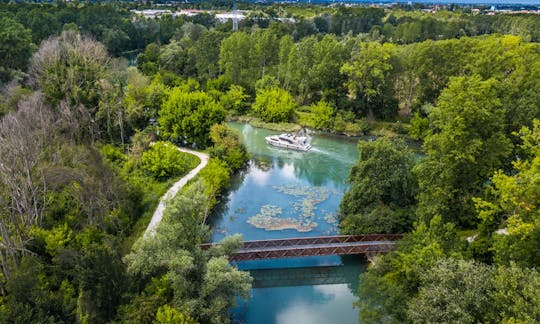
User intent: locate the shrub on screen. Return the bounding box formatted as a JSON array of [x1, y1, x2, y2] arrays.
[[141, 141, 199, 180]]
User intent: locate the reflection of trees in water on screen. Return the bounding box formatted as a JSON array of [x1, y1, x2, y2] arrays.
[[207, 167, 248, 230], [271, 155, 350, 190]]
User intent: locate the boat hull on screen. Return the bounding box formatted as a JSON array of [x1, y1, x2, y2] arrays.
[[265, 136, 312, 152]]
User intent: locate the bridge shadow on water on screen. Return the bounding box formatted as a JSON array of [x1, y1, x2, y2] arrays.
[[243, 255, 366, 291]]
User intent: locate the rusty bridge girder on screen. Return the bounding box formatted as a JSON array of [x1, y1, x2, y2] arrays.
[[200, 234, 403, 261]]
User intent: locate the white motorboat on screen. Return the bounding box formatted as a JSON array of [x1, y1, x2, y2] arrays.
[[265, 131, 312, 151]]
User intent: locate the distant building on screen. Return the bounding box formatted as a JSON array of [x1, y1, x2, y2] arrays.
[[215, 12, 247, 23], [131, 9, 172, 19]]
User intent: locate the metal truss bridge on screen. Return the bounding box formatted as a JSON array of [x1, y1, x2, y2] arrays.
[[200, 234, 403, 262]]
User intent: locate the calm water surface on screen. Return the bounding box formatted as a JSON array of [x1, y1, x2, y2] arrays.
[[210, 123, 365, 324]]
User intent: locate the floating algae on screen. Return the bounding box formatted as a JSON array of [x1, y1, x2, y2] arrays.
[[274, 184, 334, 221], [324, 213, 338, 225], [247, 204, 316, 232]]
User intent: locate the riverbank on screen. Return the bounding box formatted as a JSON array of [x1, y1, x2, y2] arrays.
[[228, 115, 412, 139]]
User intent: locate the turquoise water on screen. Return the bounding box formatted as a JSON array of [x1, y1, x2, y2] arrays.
[[210, 123, 364, 324]]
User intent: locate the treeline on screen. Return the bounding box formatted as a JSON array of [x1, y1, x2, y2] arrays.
[[135, 31, 539, 135], [337, 35, 540, 324], [0, 2, 539, 322], [0, 29, 251, 323]]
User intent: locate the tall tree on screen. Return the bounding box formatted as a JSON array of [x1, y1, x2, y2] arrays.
[[0, 16, 36, 84], [341, 41, 394, 119], [158, 88, 225, 147], [415, 76, 512, 227], [339, 137, 417, 234]]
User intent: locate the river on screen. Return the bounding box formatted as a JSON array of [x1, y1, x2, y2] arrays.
[[209, 123, 365, 324]]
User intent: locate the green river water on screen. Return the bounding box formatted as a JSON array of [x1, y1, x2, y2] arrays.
[[210, 123, 367, 324]]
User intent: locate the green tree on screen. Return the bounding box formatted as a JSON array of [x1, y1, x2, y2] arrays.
[[309, 101, 334, 130], [199, 159, 231, 208], [491, 263, 540, 322], [200, 257, 252, 324], [339, 137, 417, 234], [219, 84, 249, 116], [141, 142, 200, 180], [407, 258, 494, 323], [155, 305, 198, 324], [475, 120, 540, 267], [357, 215, 459, 322], [0, 16, 35, 83], [158, 89, 225, 147], [209, 124, 249, 172], [219, 32, 254, 88], [252, 87, 296, 123], [415, 76, 512, 227], [341, 42, 394, 119]]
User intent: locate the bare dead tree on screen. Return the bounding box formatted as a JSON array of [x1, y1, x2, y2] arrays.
[[0, 92, 55, 283]]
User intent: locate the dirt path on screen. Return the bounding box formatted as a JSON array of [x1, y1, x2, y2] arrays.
[[144, 147, 209, 237]]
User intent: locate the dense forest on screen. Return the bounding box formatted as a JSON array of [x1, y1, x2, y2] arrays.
[[0, 2, 539, 323]]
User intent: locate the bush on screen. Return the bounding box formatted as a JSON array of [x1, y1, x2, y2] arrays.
[[141, 141, 199, 180], [199, 159, 231, 208], [252, 87, 296, 123], [209, 124, 249, 172]]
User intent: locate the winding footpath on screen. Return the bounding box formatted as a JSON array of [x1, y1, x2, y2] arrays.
[[144, 147, 209, 237]]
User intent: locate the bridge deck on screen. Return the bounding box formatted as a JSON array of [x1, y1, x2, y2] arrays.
[[201, 234, 402, 261]]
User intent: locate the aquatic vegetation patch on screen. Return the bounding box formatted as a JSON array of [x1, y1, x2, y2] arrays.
[[247, 204, 317, 232], [324, 213, 338, 225]]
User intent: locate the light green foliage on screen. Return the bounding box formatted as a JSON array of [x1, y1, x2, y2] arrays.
[[219, 32, 254, 87], [408, 111, 429, 140], [252, 87, 296, 123], [141, 141, 199, 181], [200, 257, 252, 324], [193, 30, 227, 80], [207, 234, 244, 258], [341, 42, 394, 118], [491, 263, 540, 322], [158, 88, 226, 147], [415, 76, 512, 227], [219, 84, 249, 116], [31, 223, 73, 257], [124, 180, 209, 277], [0, 16, 35, 83], [309, 101, 334, 130], [209, 124, 249, 172], [357, 215, 459, 322], [155, 305, 198, 324], [339, 137, 417, 234], [122, 70, 169, 131], [199, 159, 231, 208], [408, 258, 540, 323], [124, 181, 251, 323], [159, 40, 188, 75], [475, 120, 540, 267]]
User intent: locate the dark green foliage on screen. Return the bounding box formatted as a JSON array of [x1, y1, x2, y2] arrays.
[[0, 16, 35, 84], [76, 245, 126, 323], [208, 124, 250, 172], [0, 3, 539, 323], [415, 76, 512, 227], [339, 137, 417, 234]]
